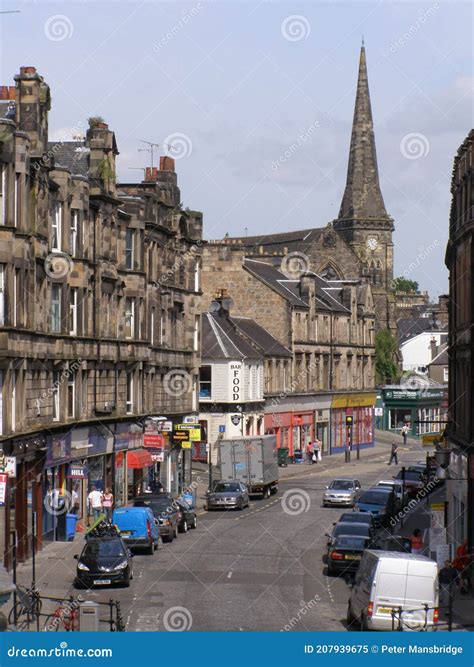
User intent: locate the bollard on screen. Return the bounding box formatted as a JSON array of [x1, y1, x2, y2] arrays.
[[79, 601, 99, 632]]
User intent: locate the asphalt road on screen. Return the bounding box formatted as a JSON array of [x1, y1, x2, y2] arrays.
[[95, 454, 414, 632]]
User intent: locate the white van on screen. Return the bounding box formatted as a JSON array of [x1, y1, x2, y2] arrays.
[[347, 550, 439, 631]]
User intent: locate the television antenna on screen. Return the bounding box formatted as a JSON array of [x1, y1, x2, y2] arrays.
[[138, 140, 160, 168]]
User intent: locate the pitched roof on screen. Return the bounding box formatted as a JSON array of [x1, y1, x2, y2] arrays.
[[397, 318, 438, 344], [232, 317, 292, 358], [48, 141, 90, 177], [201, 312, 262, 360], [429, 344, 448, 366], [337, 46, 390, 222]]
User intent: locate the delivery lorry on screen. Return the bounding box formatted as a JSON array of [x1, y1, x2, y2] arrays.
[[214, 435, 279, 499]]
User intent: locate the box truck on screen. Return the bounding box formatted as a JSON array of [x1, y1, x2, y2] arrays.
[[214, 435, 279, 498]]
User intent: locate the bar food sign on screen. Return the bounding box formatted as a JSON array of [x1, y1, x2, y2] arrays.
[[230, 362, 242, 403]]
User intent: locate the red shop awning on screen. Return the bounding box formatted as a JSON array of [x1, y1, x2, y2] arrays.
[[127, 449, 153, 469]]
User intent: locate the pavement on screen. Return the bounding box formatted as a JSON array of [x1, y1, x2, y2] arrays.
[[4, 430, 472, 632]]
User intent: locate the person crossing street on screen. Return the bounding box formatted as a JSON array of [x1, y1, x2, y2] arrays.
[[388, 442, 398, 465]]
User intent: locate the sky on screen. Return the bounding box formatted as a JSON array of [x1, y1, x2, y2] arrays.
[[1, 0, 473, 297]]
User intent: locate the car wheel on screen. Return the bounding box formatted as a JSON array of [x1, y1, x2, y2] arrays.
[[166, 532, 174, 543], [181, 520, 188, 533], [174, 526, 178, 539], [147, 540, 154, 555], [264, 487, 271, 499], [123, 576, 130, 588], [327, 565, 335, 577], [361, 613, 369, 631]]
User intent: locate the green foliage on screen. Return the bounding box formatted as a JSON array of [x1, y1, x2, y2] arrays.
[[392, 276, 419, 293], [375, 329, 400, 385], [88, 116, 106, 129]]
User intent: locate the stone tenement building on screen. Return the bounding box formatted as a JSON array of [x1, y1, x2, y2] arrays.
[[205, 45, 396, 334], [445, 128, 474, 560], [0, 66, 202, 565], [201, 250, 377, 456]]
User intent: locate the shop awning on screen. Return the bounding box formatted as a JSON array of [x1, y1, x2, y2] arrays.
[[127, 449, 153, 469]]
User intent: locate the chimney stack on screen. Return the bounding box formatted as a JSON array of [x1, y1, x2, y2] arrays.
[[159, 155, 175, 172], [144, 167, 158, 182], [430, 336, 438, 360], [0, 86, 16, 101], [14, 66, 51, 156]]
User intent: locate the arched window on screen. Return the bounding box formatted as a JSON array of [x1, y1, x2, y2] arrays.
[[319, 263, 342, 281]]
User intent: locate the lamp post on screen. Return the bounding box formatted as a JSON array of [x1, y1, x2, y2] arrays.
[[345, 415, 353, 463]]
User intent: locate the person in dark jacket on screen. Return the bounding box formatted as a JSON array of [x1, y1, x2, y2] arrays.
[[388, 442, 398, 465], [439, 560, 459, 611]]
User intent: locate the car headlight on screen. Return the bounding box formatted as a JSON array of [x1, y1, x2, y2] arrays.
[[113, 561, 128, 571], [77, 562, 89, 571]]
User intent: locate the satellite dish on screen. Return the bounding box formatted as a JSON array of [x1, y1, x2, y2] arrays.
[[209, 301, 220, 313]]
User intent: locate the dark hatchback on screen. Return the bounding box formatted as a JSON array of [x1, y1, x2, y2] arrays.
[[74, 535, 133, 588], [175, 498, 197, 533], [326, 521, 372, 547], [334, 512, 377, 534], [133, 494, 181, 543], [327, 535, 372, 576], [353, 488, 396, 526]]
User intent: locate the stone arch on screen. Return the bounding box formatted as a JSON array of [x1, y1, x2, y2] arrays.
[[318, 262, 343, 281]]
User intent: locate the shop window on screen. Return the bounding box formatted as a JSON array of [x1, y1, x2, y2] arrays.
[[199, 365, 212, 399], [389, 409, 410, 430]]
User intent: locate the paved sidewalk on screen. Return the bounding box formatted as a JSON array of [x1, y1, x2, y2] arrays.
[[390, 485, 474, 631]]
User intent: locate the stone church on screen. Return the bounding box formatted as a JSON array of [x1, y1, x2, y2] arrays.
[[206, 44, 396, 333]]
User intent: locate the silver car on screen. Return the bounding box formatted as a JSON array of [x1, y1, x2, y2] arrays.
[[323, 479, 361, 507], [206, 481, 250, 511]]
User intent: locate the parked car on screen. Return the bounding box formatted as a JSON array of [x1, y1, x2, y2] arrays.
[[334, 512, 377, 533], [376, 480, 406, 508], [347, 551, 439, 631], [393, 470, 426, 497], [327, 535, 372, 576], [326, 521, 372, 547], [323, 479, 362, 507], [133, 494, 180, 543], [206, 481, 250, 510], [372, 533, 412, 553], [353, 488, 396, 527], [74, 534, 133, 588], [175, 498, 197, 533], [112, 506, 160, 554]]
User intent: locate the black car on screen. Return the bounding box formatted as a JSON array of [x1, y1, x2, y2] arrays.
[[326, 521, 372, 547], [372, 531, 412, 553], [334, 512, 377, 533], [175, 498, 197, 533], [133, 494, 181, 543], [74, 535, 133, 588], [327, 535, 371, 576]]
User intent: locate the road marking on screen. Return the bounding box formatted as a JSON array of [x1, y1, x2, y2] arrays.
[[227, 571, 233, 579]]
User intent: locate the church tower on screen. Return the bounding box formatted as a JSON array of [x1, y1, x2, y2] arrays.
[[333, 43, 395, 331]]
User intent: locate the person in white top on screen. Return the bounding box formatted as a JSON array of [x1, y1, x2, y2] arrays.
[[87, 485, 103, 521]]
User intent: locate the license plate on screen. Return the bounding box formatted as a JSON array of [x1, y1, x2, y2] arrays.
[[379, 607, 394, 614], [344, 555, 360, 560], [120, 531, 132, 536], [94, 579, 111, 585]]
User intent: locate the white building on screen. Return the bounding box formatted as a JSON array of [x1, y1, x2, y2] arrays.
[[400, 331, 447, 374]]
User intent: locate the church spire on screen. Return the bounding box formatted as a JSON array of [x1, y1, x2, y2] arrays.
[[337, 44, 389, 222]]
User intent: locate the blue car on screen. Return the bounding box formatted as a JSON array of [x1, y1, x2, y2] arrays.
[[353, 488, 396, 527], [112, 506, 160, 554]]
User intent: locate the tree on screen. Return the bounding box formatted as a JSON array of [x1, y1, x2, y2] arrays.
[[375, 329, 400, 385], [392, 276, 419, 293]]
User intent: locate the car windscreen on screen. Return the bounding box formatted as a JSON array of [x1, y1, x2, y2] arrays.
[[334, 536, 369, 549], [358, 492, 389, 505], [214, 483, 240, 493], [82, 540, 126, 559], [339, 514, 371, 523], [329, 481, 353, 490], [334, 523, 369, 537]]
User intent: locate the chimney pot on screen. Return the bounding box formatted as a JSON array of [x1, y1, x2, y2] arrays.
[[20, 66, 37, 75], [145, 167, 158, 182], [159, 155, 175, 172]]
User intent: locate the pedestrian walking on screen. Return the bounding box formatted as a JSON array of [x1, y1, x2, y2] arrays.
[[87, 485, 103, 522], [306, 442, 313, 465], [101, 487, 114, 521], [388, 442, 398, 465], [410, 528, 424, 555], [401, 424, 409, 446], [438, 560, 459, 612], [453, 540, 470, 595]]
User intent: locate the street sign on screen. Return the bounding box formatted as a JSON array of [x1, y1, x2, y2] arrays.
[[219, 425, 226, 433], [176, 424, 201, 441], [231, 415, 241, 426], [436, 544, 452, 567], [173, 430, 189, 442], [181, 442, 192, 449], [0, 474, 7, 505], [422, 434, 445, 445]]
